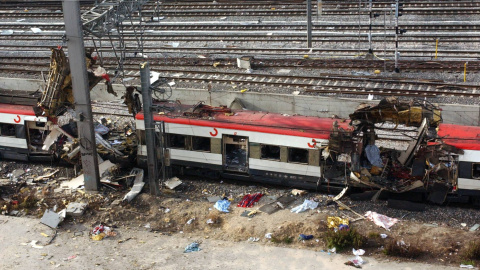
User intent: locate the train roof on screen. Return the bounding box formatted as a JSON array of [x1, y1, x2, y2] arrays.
[[437, 123, 480, 150], [0, 103, 36, 116], [136, 103, 352, 139]]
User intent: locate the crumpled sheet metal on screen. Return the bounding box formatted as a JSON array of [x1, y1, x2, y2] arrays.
[[327, 216, 349, 229]]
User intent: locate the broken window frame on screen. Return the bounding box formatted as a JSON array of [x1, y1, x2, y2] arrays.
[[191, 136, 211, 152], [0, 123, 16, 137], [260, 144, 281, 161], [472, 163, 480, 180], [287, 147, 309, 164], [167, 133, 186, 149]]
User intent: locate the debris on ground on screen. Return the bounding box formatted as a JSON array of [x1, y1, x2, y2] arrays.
[[291, 189, 307, 196], [291, 199, 319, 213], [265, 233, 273, 239], [348, 248, 366, 268], [237, 193, 263, 207], [240, 210, 258, 218], [214, 198, 231, 213], [248, 237, 260, 242], [164, 177, 182, 190], [364, 211, 398, 231], [91, 224, 117, 241], [299, 234, 314, 241], [21, 240, 44, 249], [122, 168, 144, 203], [184, 241, 201, 253], [327, 216, 350, 230], [40, 209, 66, 228], [66, 202, 87, 217]]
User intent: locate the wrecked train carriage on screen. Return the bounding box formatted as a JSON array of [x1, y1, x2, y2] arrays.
[[0, 103, 51, 161], [135, 102, 353, 191]]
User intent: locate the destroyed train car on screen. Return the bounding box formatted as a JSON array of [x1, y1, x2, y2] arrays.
[[0, 103, 136, 164], [135, 100, 480, 204]]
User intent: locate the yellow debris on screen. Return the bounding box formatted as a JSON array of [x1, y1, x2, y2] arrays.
[[374, 70, 381, 74], [240, 89, 248, 93], [41, 233, 49, 237], [327, 216, 349, 229], [303, 55, 309, 59], [271, 7, 276, 10], [91, 233, 106, 241], [213, 62, 221, 67]]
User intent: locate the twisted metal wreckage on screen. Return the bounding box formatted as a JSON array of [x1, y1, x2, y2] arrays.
[[32, 49, 464, 204], [328, 97, 457, 203], [36, 47, 137, 166]]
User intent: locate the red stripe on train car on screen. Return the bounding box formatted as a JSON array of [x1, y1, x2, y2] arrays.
[[0, 103, 36, 116]]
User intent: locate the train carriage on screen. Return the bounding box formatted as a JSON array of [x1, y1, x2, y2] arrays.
[[0, 103, 50, 161], [135, 102, 480, 202]]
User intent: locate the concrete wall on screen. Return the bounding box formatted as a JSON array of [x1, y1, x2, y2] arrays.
[[1, 77, 479, 126]]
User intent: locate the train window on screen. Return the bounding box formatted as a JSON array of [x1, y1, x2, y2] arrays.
[[0, 124, 16, 137], [261, 144, 280, 160], [473, 163, 480, 179], [168, 134, 186, 149], [192, 136, 211, 152], [288, 147, 308, 164]]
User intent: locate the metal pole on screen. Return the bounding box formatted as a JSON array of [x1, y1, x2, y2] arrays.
[[394, 0, 400, 73], [62, 0, 100, 191], [383, 9, 387, 72], [140, 62, 159, 195], [368, 0, 373, 53], [307, 0, 312, 48], [317, 0, 322, 22], [357, 0, 362, 54]]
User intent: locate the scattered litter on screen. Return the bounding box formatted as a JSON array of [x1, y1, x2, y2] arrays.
[[40, 209, 66, 228], [265, 233, 273, 239], [291, 189, 307, 196], [118, 237, 133, 243], [367, 94, 374, 100], [207, 196, 222, 203], [258, 195, 296, 214], [365, 145, 383, 167], [470, 224, 480, 232], [184, 241, 201, 253], [186, 218, 195, 225], [327, 247, 336, 254], [291, 199, 319, 213], [144, 223, 151, 229], [164, 208, 171, 213], [461, 223, 467, 227], [34, 169, 59, 182], [348, 248, 366, 267], [240, 210, 258, 218], [91, 224, 116, 241], [206, 219, 214, 224], [277, 69, 291, 74], [122, 168, 145, 203], [28, 240, 44, 249], [460, 265, 475, 269], [66, 202, 87, 217], [16, 19, 26, 22], [237, 193, 263, 207], [171, 42, 180, 48], [380, 234, 388, 239], [327, 216, 350, 229], [220, 17, 227, 20], [214, 199, 231, 213], [299, 234, 314, 240], [30, 27, 42, 33], [248, 237, 260, 242], [150, 16, 165, 21], [237, 56, 252, 70], [365, 211, 398, 231], [292, 90, 300, 95], [66, 255, 77, 261], [41, 233, 49, 237], [164, 177, 182, 189]]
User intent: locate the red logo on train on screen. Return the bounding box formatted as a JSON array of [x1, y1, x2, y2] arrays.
[[13, 115, 21, 123], [210, 128, 218, 137], [307, 139, 317, 148]]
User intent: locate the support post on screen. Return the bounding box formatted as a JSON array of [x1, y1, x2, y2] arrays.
[[394, 0, 400, 73], [464, 62, 468, 82], [435, 38, 439, 59], [62, 0, 100, 191], [368, 0, 373, 53], [317, 0, 322, 21], [307, 0, 312, 48], [140, 62, 159, 195]]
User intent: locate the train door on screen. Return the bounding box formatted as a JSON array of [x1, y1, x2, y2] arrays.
[[223, 135, 248, 173]]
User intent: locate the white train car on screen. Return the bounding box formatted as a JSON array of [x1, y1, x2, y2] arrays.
[[0, 103, 50, 161]]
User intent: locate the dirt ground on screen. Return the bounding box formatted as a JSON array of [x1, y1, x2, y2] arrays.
[[1, 170, 479, 269], [0, 215, 459, 270]]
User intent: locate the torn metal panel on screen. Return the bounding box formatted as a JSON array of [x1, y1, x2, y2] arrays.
[[398, 118, 428, 165], [123, 168, 145, 203]]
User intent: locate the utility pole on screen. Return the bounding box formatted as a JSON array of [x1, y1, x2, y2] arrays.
[[307, 0, 312, 48], [368, 0, 373, 53], [394, 0, 401, 73], [140, 62, 160, 196], [62, 0, 100, 191], [316, 0, 322, 21]]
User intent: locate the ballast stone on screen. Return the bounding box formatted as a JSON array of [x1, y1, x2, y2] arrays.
[[66, 202, 87, 217]]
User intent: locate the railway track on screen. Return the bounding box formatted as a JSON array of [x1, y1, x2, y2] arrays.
[[3, 21, 480, 32], [1, 56, 477, 72], [1, 62, 477, 98]]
